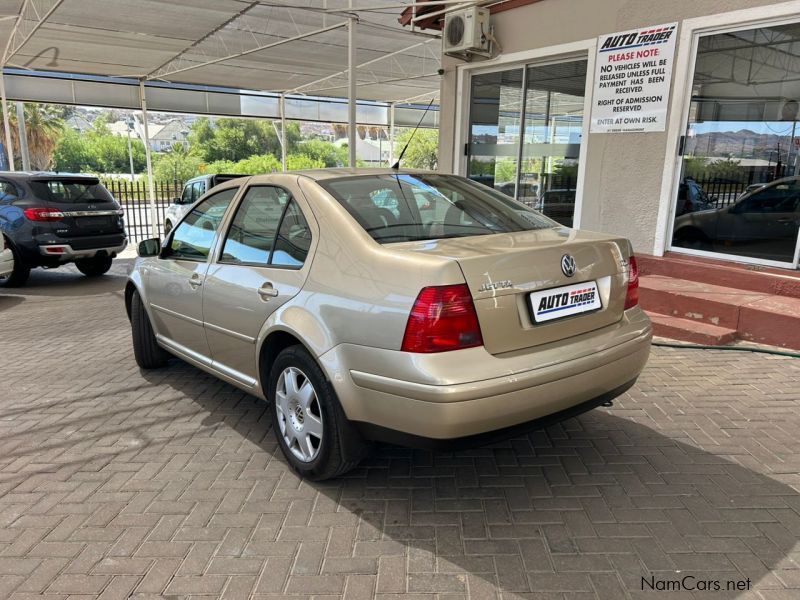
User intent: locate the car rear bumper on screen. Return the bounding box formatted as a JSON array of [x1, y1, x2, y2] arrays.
[[0, 247, 13, 277], [319, 307, 652, 441], [38, 240, 127, 261]]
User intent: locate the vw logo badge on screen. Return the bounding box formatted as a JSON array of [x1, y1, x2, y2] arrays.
[[561, 254, 577, 277]]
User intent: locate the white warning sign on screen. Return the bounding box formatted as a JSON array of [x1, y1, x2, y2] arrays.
[[590, 23, 678, 133]]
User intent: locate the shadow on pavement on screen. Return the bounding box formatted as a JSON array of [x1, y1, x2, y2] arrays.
[[0, 258, 133, 299], [142, 362, 799, 598]]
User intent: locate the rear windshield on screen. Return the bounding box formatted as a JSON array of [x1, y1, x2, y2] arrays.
[[29, 179, 114, 204], [319, 174, 557, 244]]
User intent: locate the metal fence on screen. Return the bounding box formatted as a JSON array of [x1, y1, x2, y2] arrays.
[[103, 179, 183, 243]]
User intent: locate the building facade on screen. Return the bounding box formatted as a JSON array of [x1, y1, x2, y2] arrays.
[[437, 0, 800, 270]]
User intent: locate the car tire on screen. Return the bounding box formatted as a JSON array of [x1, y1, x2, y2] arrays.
[[75, 255, 113, 277], [268, 345, 368, 480], [164, 220, 173, 235], [131, 289, 169, 369], [0, 241, 31, 288]]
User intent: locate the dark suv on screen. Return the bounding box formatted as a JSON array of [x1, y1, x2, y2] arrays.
[[0, 173, 126, 286]]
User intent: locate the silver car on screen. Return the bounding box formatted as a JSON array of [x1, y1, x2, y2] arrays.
[[126, 169, 651, 480]]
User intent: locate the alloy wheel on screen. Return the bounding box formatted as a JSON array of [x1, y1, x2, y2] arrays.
[[275, 366, 323, 462]]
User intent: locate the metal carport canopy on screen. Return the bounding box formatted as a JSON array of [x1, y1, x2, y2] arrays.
[[0, 0, 443, 106], [0, 0, 449, 236]]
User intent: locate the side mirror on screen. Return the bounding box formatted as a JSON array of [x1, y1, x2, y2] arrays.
[[137, 238, 161, 257], [173, 197, 182, 205]]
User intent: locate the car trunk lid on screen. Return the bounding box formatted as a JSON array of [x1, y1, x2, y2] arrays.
[[390, 228, 631, 355]]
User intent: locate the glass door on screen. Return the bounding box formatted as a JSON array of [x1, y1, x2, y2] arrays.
[[465, 59, 588, 227], [671, 23, 800, 267], [520, 60, 587, 227], [466, 69, 524, 194]]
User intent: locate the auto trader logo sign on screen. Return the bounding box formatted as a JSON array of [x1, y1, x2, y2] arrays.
[[590, 22, 678, 133]]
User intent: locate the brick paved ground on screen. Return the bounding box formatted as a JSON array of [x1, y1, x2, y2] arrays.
[[1, 260, 800, 599]]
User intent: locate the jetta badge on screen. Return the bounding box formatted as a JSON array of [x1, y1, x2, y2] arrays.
[[561, 254, 577, 277]]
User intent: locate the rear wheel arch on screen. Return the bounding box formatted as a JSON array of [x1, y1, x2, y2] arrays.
[[258, 330, 317, 390]]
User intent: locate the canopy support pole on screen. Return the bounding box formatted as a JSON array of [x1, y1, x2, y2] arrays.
[[16, 102, 29, 171], [389, 102, 396, 166], [139, 80, 157, 239], [0, 71, 15, 171], [348, 11, 356, 168], [280, 94, 287, 172]]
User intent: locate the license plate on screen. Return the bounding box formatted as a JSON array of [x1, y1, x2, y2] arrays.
[[529, 281, 602, 323], [77, 216, 110, 227]]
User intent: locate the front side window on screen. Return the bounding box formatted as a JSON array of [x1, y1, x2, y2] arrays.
[[180, 183, 193, 204], [320, 174, 556, 244], [192, 181, 205, 202], [168, 187, 238, 260], [221, 186, 289, 265]]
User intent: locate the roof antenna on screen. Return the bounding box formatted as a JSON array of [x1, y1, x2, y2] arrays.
[[391, 98, 436, 170]]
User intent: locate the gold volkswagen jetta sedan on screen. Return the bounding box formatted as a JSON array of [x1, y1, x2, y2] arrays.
[[126, 169, 651, 480]]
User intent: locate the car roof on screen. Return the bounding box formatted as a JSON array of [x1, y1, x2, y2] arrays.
[[249, 168, 436, 183], [0, 171, 100, 182]]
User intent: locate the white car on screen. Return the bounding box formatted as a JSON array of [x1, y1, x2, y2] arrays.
[[0, 235, 13, 280], [164, 174, 243, 234]]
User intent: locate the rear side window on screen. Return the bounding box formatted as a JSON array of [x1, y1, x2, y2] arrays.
[[320, 174, 555, 244], [221, 186, 289, 265], [29, 179, 113, 203], [272, 200, 312, 267], [168, 188, 238, 260], [0, 180, 18, 203]]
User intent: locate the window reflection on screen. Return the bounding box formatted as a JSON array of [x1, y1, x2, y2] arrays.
[[672, 23, 800, 263]]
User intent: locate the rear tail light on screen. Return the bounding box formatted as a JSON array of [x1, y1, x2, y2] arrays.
[[401, 284, 483, 353], [624, 255, 639, 309], [24, 207, 65, 222]]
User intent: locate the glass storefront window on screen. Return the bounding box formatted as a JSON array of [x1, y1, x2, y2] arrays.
[[672, 23, 800, 264], [466, 60, 587, 227]]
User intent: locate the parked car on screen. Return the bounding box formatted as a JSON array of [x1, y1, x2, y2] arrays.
[[673, 175, 800, 261], [126, 169, 651, 480], [0, 232, 13, 279], [0, 173, 126, 287], [164, 174, 242, 234], [675, 178, 716, 216]]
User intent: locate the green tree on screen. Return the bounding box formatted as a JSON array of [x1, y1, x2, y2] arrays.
[[683, 156, 709, 179], [188, 117, 301, 163], [707, 157, 741, 180], [154, 144, 203, 181], [286, 154, 325, 170], [53, 121, 147, 174], [52, 128, 93, 173], [494, 159, 517, 184], [297, 139, 348, 167], [394, 128, 438, 170], [0, 103, 64, 169]]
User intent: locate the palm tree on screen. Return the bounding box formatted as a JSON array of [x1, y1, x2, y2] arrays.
[[0, 103, 64, 170]]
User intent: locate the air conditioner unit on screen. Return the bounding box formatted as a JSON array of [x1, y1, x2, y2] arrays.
[[443, 7, 491, 57]]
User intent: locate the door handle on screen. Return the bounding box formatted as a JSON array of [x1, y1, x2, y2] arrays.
[[776, 217, 794, 223], [188, 273, 202, 289], [258, 282, 279, 300]]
